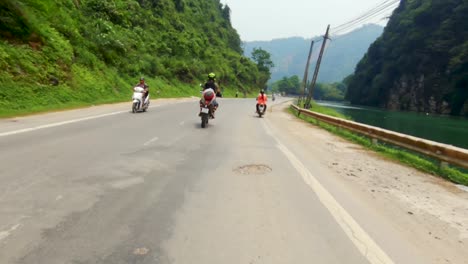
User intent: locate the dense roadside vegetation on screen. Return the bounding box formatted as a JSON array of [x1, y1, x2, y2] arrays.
[[346, 0, 468, 116], [0, 0, 268, 117]]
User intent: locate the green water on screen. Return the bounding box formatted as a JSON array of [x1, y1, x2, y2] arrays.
[[317, 101, 468, 149]]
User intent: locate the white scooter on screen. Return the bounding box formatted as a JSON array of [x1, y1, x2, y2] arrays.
[[257, 104, 266, 117], [132, 86, 150, 113]]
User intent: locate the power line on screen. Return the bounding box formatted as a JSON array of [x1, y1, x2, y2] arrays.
[[331, 0, 399, 36], [332, 0, 399, 35], [332, 0, 397, 31], [335, 3, 398, 32], [332, 3, 398, 35], [332, 0, 398, 32]]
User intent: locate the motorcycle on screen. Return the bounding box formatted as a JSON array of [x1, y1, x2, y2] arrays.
[[199, 88, 217, 128], [257, 103, 266, 117], [132, 86, 150, 113]]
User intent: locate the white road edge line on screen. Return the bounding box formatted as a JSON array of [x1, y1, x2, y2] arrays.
[[0, 110, 128, 137], [143, 137, 159, 146], [0, 224, 21, 241], [0, 101, 174, 137], [0, 104, 169, 137], [261, 120, 395, 264], [0, 98, 201, 137]]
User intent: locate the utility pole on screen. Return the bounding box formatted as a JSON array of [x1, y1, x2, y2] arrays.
[[304, 25, 330, 109], [298, 40, 315, 107]]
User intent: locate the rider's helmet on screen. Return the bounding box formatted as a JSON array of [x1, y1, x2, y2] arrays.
[[260, 89, 265, 94], [208, 72, 216, 80]]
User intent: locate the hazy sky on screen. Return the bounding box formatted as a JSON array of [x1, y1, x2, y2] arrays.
[[221, 0, 397, 41]]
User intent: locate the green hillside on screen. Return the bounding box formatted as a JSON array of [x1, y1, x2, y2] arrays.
[[0, 0, 263, 116], [346, 0, 468, 116]]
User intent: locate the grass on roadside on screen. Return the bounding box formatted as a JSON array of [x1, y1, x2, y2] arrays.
[[0, 75, 204, 118], [289, 106, 468, 186]]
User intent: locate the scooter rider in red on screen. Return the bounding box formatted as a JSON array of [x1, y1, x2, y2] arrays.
[[256, 89, 268, 114]]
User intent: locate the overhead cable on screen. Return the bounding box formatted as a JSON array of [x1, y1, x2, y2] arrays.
[[331, 0, 399, 36]]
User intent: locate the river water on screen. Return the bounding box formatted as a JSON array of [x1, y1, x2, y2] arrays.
[[316, 101, 468, 149]]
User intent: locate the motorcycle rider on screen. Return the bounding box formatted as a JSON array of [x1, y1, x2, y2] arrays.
[[256, 89, 268, 114], [134, 77, 149, 102], [200, 73, 219, 118], [203, 72, 221, 96]]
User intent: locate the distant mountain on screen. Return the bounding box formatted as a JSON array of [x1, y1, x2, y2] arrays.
[[243, 24, 384, 83]]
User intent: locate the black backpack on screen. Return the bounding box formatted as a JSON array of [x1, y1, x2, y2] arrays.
[[204, 80, 216, 90]]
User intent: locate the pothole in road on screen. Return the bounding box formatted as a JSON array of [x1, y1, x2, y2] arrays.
[[234, 164, 272, 175], [133, 247, 149, 255]]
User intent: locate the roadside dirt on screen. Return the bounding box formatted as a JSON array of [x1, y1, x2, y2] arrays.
[[271, 102, 468, 264]]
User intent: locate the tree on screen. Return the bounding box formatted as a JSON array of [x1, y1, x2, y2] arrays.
[[271, 75, 301, 95], [251, 47, 274, 88], [313, 82, 345, 101], [251, 47, 274, 72], [221, 4, 231, 26]]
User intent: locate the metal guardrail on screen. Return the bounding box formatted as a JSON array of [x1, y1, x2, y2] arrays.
[[291, 104, 468, 170]]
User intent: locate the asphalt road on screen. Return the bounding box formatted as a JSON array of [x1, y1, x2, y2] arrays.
[[0, 98, 440, 264]]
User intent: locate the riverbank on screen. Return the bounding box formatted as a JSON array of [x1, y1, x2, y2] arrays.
[[289, 104, 468, 186], [316, 101, 468, 149]]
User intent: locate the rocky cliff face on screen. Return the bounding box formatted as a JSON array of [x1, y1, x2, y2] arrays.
[[386, 75, 452, 114], [346, 0, 468, 117]]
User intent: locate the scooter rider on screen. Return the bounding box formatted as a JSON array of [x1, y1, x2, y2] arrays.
[[256, 89, 268, 114], [135, 77, 149, 102]]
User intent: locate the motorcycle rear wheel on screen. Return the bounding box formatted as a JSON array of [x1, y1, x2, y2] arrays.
[[201, 115, 208, 128]]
